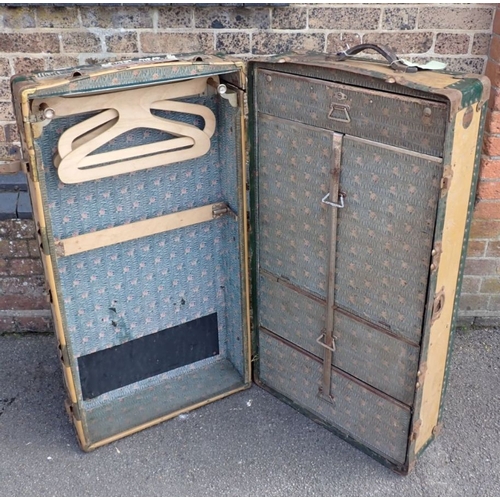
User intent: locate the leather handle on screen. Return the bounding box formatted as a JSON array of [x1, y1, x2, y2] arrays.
[[336, 43, 418, 73]]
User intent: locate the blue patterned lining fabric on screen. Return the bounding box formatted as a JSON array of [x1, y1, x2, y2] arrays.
[[34, 84, 247, 438]]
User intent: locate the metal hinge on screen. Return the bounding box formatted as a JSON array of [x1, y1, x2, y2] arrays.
[[38, 226, 50, 256], [212, 202, 238, 220], [432, 422, 444, 437], [410, 419, 422, 442], [65, 399, 81, 422], [415, 362, 427, 389], [59, 343, 70, 368], [44, 285, 53, 304], [440, 165, 453, 198], [430, 242, 443, 274]]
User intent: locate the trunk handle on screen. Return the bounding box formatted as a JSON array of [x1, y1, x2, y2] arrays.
[[336, 43, 418, 73]]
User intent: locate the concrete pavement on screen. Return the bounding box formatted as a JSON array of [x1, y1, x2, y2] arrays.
[[0, 327, 499, 496]]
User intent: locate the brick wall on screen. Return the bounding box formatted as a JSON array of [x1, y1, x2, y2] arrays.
[[0, 4, 497, 333], [460, 5, 500, 327]]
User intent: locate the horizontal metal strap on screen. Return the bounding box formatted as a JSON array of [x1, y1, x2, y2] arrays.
[[56, 202, 235, 257]]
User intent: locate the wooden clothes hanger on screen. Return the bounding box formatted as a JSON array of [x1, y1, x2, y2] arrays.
[[32, 77, 217, 184]]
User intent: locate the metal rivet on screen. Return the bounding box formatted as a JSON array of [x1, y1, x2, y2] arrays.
[[423, 107, 432, 117], [417, 370, 422, 377], [416, 382, 421, 389], [430, 264, 436, 271], [43, 108, 55, 119], [431, 249, 437, 256], [266, 75, 272, 83]]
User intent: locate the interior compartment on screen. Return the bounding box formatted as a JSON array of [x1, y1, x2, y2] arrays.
[[31, 68, 249, 444]]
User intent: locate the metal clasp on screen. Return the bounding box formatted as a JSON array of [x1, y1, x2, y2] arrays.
[[321, 192, 344, 209], [212, 202, 238, 220], [328, 103, 351, 123], [316, 330, 336, 352]]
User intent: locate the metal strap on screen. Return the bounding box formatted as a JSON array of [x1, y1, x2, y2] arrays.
[[318, 132, 343, 403]]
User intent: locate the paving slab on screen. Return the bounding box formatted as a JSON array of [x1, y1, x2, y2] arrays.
[[0, 328, 499, 496]]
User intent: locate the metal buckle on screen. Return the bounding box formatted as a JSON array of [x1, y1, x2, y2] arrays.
[[321, 192, 344, 209]]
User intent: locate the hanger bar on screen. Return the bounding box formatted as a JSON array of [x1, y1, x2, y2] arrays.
[[55, 202, 233, 257], [32, 77, 211, 118]]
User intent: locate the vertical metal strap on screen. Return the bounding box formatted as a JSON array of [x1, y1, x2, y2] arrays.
[[318, 132, 343, 402]]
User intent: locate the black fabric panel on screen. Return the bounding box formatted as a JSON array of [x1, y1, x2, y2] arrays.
[[78, 313, 219, 400]]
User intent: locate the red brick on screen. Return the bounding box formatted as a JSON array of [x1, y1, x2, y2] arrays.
[[61, 32, 101, 53], [0, 239, 29, 258], [466, 239, 486, 257], [480, 157, 500, 178], [419, 7, 493, 30], [0, 293, 47, 310], [480, 277, 500, 293], [485, 111, 500, 134], [158, 6, 194, 29], [0, 6, 36, 28], [0, 58, 11, 77], [461, 276, 481, 294], [482, 133, 500, 156], [473, 200, 500, 219], [0, 275, 44, 294], [44, 56, 79, 71], [8, 258, 44, 276], [105, 32, 138, 53], [489, 34, 500, 62], [0, 33, 60, 53], [81, 6, 153, 29], [0, 220, 36, 239], [0, 102, 15, 121], [0, 316, 16, 333], [0, 79, 10, 101], [36, 6, 79, 28], [493, 8, 500, 35], [488, 85, 500, 112], [458, 293, 490, 312], [27, 239, 41, 258], [472, 33, 491, 56], [4, 123, 18, 143], [309, 7, 380, 30], [435, 33, 469, 55], [486, 240, 500, 257], [16, 314, 52, 333], [463, 258, 500, 276], [13, 57, 45, 76], [470, 219, 500, 239], [477, 180, 500, 199], [488, 296, 500, 312], [140, 32, 214, 54], [485, 59, 500, 88]]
